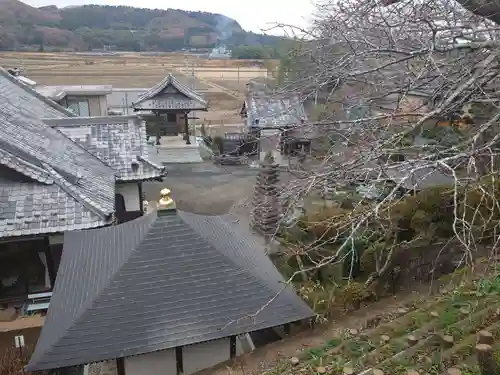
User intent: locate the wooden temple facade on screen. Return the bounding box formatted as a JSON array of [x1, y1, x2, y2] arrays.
[[132, 74, 208, 144]]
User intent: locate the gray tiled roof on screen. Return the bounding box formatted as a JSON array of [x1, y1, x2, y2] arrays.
[[133, 73, 208, 111], [0, 70, 116, 237], [26, 209, 313, 371], [384, 163, 454, 190], [245, 82, 307, 128], [44, 116, 166, 181], [0, 67, 76, 118]]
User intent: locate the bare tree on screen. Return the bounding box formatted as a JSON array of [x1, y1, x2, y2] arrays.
[[266, 0, 500, 290]]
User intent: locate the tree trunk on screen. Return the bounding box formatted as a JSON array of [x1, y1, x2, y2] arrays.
[[476, 344, 499, 375]]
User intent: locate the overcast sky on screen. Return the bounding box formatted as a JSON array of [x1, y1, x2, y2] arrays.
[[24, 0, 316, 35]]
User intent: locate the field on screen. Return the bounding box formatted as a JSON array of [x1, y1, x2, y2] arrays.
[[0, 51, 275, 124]]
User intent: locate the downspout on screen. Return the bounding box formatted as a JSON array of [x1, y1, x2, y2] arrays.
[[138, 182, 144, 215]]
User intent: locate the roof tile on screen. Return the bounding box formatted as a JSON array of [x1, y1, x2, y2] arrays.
[[27, 210, 313, 371], [0, 67, 115, 237], [44, 116, 166, 181], [133, 73, 208, 111], [0, 67, 76, 118], [245, 82, 307, 128]]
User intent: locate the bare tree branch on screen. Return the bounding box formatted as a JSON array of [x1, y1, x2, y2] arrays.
[[251, 0, 500, 304]]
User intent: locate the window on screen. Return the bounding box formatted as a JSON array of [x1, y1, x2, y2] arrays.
[[66, 97, 90, 117], [167, 113, 177, 123], [51, 244, 64, 275], [0, 240, 49, 300], [115, 193, 126, 223]]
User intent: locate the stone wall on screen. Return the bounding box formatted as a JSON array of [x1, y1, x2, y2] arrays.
[[395, 241, 465, 286], [365, 240, 485, 292]]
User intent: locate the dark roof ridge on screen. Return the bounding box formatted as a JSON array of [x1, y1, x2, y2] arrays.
[[42, 115, 139, 127], [0, 147, 54, 185], [0, 127, 107, 204], [42, 163, 111, 218], [0, 67, 76, 118], [135, 73, 207, 106]]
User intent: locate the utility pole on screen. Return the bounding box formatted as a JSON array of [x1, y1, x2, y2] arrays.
[[124, 92, 129, 115], [190, 57, 196, 137], [191, 60, 195, 89]]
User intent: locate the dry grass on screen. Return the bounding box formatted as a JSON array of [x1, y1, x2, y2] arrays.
[[0, 347, 31, 375], [0, 52, 268, 85], [0, 51, 266, 120], [263, 268, 500, 375]]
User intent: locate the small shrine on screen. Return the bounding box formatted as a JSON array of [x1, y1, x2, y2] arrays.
[[133, 73, 208, 144]]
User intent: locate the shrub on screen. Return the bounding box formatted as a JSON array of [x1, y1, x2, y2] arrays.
[[279, 175, 500, 289], [297, 280, 377, 319], [337, 281, 376, 310], [0, 348, 31, 375], [211, 135, 224, 154], [298, 281, 337, 320]]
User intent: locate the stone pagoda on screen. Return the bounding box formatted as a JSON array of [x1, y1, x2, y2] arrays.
[[251, 152, 281, 240]]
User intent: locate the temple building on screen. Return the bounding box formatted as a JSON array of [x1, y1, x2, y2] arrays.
[[133, 73, 208, 144]]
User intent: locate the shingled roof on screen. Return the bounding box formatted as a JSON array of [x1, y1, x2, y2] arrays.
[[0, 67, 76, 119], [244, 81, 307, 128], [44, 116, 166, 182], [133, 73, 208, 111], [26, 207, 313, 371], [384, 162, 455, 190], [0, 69, 116, 238]]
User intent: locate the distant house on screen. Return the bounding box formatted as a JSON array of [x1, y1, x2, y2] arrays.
[[43, 115, 166, 223], [107, 88, 148, 115], [26, 192, 314, 375], [36, 85, 112, 117]]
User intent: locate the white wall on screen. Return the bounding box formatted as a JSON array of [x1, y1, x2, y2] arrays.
[[125, 348, 176, 375], [183, 338, 231, 375], [116, 183, 140, 212], [124, 337, 246, 375], [49, 234, 64, 245], [99, 95, 108, 116]]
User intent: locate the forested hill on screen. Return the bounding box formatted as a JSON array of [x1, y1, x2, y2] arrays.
[[0, 0, 283, 52]]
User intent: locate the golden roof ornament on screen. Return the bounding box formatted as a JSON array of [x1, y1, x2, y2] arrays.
[[158, 188, 176, 211]]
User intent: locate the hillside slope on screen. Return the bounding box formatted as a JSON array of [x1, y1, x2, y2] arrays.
[[0, 0, 282, 51]]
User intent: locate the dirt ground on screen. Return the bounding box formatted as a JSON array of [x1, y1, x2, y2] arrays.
[[142, 169, 256, 215], [197, 293, 428, 375], [0, 52, 269, 123], [195, 260, 496, 375]]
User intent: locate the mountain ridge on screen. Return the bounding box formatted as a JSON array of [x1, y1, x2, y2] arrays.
[[0, 0, 282, 52]]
